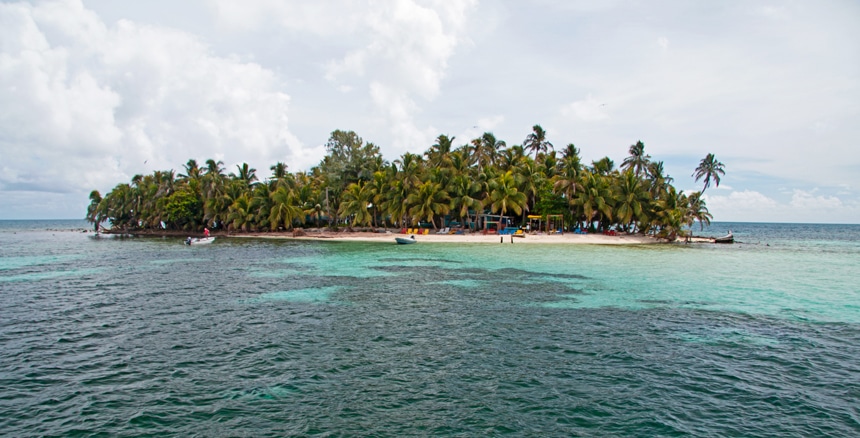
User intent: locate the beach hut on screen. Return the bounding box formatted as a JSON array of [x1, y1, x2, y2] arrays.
[[527, 214, 565, 234], [476, 213, 514, 233]]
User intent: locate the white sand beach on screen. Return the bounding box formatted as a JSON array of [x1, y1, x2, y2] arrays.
[[244, 229, 669, 245]]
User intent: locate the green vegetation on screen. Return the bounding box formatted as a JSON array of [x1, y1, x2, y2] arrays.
[[86, 127, 723, 239]]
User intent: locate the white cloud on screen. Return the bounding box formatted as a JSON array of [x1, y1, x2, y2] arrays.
[[211, 0, 477, 153], [368, 81, 436, 154], [0, 0, 304, 213], [789, 189, 843, 210], [2, 0, 859, 223], [708, 190, 779, 215], [561, 95, 609, 123], [707, 189, 859, 224]]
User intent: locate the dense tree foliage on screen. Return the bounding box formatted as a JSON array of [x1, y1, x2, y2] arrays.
[[87, 129, 721, 239]]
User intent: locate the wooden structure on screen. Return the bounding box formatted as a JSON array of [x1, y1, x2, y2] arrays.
[[476, 213, 514, 232], [527, 214, 565, 234]]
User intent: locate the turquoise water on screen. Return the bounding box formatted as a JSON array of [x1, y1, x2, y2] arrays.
[[1, 220, 858, 435]]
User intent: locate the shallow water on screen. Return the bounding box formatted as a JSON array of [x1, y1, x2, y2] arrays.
[[1, 220, 858, 436]]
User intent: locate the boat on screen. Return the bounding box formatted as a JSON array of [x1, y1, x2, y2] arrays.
[[185, 237, 215, 245], [714, 231, 733, 244], [395, 236, 417, 245]]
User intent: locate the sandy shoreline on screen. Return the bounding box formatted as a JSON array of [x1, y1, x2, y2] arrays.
[[108, 228, 721, 245], [239, 229, 677, 245]]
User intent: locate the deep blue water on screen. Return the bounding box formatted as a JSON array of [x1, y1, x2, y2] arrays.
[[1, 220, 858, 436]]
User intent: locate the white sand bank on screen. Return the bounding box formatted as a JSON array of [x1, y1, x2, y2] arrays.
[[243, 230, 666, 245]]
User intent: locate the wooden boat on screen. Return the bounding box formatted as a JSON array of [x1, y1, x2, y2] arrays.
[[395, 236, 417, 245], [185, 237, 216, 245], [714, 232, 733, 244]]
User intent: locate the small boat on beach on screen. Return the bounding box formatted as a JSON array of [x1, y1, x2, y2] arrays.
[[714, 231, 733, 244], [395, 236, 417, 245], [185, 237, 215, 245]]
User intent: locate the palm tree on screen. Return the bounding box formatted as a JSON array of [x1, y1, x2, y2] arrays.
[[514, 157, 543, 223], [448, 174, 482, 229], [87, 125, 726, 235], [541, 150, 559, 180], [383, 178, 410, 229], [338, 181, 374, 227], [486, 171, 528, 225], [250, 184, 273, 230], [233, 163, 258, 188], [268, 186, 303, 230], [645, 160, 673, 202], [102, 183, 134, 229], [393, 152, 423, 192], [498, 147, 522, 172], [647, 160, 672, 183], [426, 134, 454, 168], [204, 189, 231, 229], [575, 171, 613, 230], [523, 124, 553, 161], [179, 159, 202, 181], [202, 159, 227, 221], [692, 153, 725, 193], [554, 148, 582, 196], [554, 144, 582, 191], [591, 157, 615, 175], [226, 193, 255, 231], [560, 143, 580, 160], [203, 159, 226, 186], [470, 132, 506, 168], [621, 140, 651, 177], [269, 162, 290, 188], [650, 186, 687, 239], [613, 171, 651, 232], [86, 190, 105, 231], [406, 181, 451, 229], [154, 169, 176, 198], [685, 191, 713, 231], [367, 170, 388, 227]]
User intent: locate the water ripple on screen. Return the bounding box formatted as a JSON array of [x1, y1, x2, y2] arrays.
[[1, 231, 859, 436]]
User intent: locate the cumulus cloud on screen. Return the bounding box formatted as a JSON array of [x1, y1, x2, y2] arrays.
[[368, 81, 436, 152], [2, 1, 858, 223], [789, 189, 844, 210], [707, 190, 779, 213], [707, 189, 859, 224], [0, 0, 303, 217], [211, 0, 477, 155]]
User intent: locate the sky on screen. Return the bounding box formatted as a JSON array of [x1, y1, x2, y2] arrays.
[[1, 0, 858, 223]]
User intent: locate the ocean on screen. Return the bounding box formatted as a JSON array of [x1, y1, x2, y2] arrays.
[[1, 220, 858, 436]]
